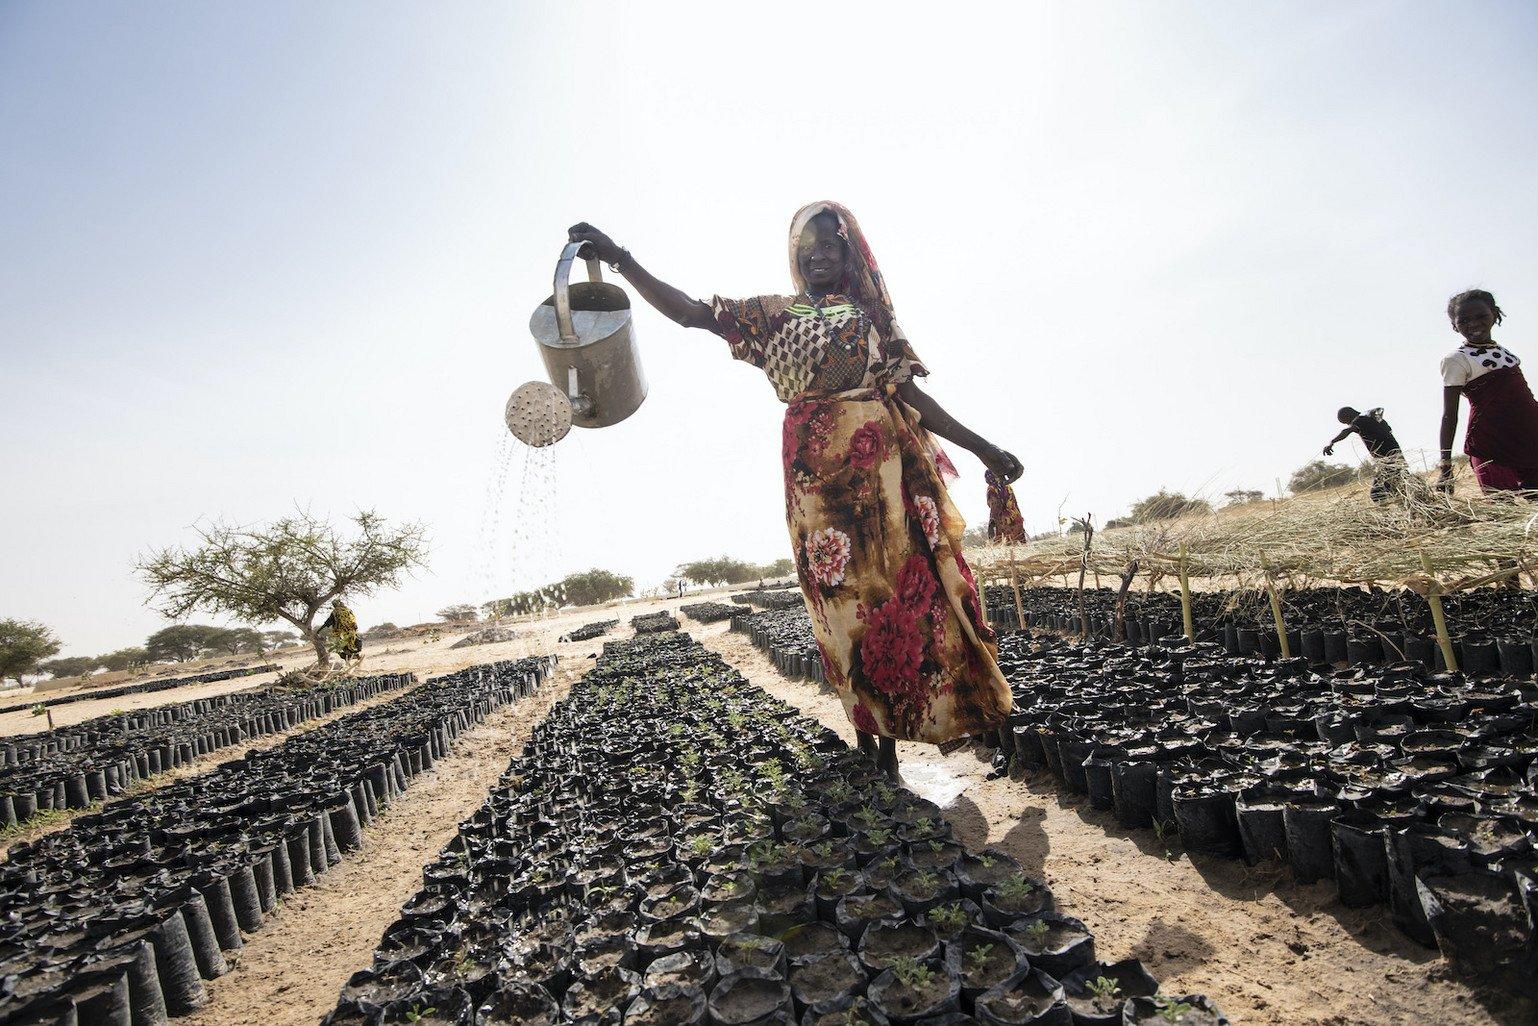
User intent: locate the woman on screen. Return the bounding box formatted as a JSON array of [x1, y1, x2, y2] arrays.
[[319, 598, 362, 669], [1438, 289, 1538, 492], [569, 204, 1020, 777]]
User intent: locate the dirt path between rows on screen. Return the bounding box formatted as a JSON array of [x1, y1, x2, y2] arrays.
[[179, 656, 583, 1026], [693, 621, 1531, 1026]]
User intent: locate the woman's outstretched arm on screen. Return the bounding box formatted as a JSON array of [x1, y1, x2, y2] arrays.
[[896, 380, 1023, 483], [568, 223, 716, 331]]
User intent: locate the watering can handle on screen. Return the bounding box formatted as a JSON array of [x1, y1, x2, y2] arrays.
[[553, 241, 605, 344]]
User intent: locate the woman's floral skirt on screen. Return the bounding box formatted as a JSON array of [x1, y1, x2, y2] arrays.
[[783, 388, 1013, 743]]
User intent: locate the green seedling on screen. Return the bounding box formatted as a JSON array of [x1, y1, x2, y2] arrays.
[[29, 704, 46, 717], [965, 943, 995, 973], [995, 876, 1036, 903], [875, 783, 895, 805], [686, 833, 713, 857], [403, 1006, 436, 1024], [978, 853, 999, 869], [1156, 998, 1194, 1023], [822, 868, 852, 888], [824, 780, 853, 803], [910, 869, 940, 891], [854, 805, 883, 829], [840, 1007, 872, 1026], [1020, 919, 1050, 946], [865, 827, 892, 846], [889, 956, 934, 990], [1086, 976, 1122, 1001], [927, 903, 968, 932]]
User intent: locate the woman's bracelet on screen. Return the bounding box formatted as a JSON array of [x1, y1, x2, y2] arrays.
[[608, 248, 632, 273]]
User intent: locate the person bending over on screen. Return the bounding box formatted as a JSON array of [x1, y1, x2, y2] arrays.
[[1324, 406, 1405, 502], [319, 598, 362, 670]]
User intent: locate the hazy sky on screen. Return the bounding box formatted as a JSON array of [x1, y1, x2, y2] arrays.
[[4, 1, 1537, 657]]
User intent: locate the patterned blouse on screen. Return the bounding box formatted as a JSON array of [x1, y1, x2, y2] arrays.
[[1441, 342, 1521, 387], [710, 293, 928, 403]]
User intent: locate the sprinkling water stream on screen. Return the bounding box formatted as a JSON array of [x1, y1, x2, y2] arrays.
[[478, 430, 567, 661]]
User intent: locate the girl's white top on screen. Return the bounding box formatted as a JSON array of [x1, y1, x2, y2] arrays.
[[1441, 342, 1520, 387]]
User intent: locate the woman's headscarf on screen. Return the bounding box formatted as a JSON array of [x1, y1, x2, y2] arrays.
[[788, 201, 901, 343]]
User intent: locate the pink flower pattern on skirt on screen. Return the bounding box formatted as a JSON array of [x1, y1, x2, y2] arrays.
[[806, 527, 852, 588]]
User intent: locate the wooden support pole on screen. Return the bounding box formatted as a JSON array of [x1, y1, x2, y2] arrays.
[[1420, 552, 1459, 672], [1114, 559, 1139, 641], [1260, 553, 1291, 659], [1177, 544, 1195, 641], [1009, 556, 1025, 631], [1075, 515, 1094, 638]]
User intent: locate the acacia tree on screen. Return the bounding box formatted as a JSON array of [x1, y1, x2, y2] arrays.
[[99, 647, 151, 672], [675, 557, 762, 586], [137, 511, 428, 667], [146, 624, 226, 662], [1128, 490, 1212, 523], [436, 604, 479, 623], [0, 620, 62, 685], [1288, 460, 1361, 494], [39, 656, 101, 679], [760, 558, 794, 578]]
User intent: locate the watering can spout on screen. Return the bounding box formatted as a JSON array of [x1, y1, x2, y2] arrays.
[[506, 242, 647, 447]]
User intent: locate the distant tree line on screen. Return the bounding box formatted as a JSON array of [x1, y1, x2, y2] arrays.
[[0, 618, 301, 687], [482, 568, 637, 618], [31, 625, 300, 681], [673, 556, 794, 587]]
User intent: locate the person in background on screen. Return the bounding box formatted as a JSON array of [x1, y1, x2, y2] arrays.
[[319, 598, 362, 669], [1323, 406, 1405, 502], [568, 204, 1020, 780], [1439, 289, 1538, 492]]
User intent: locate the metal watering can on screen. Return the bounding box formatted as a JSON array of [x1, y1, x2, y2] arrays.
[[505, 242, 647, 447]]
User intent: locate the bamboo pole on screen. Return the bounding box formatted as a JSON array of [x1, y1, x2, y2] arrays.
[[1259, 552, 1292, 659], [1419, 552, 1459, 672], [1177, 544, 1195, 641]]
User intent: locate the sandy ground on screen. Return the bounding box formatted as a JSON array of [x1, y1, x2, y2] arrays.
[[690, 620, 1532, 1026]]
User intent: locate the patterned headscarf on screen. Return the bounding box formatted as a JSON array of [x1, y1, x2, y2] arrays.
[[788, 201, 901, 343]]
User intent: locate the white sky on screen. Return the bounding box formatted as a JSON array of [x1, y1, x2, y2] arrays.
[[3, 1, 1536, 656]]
